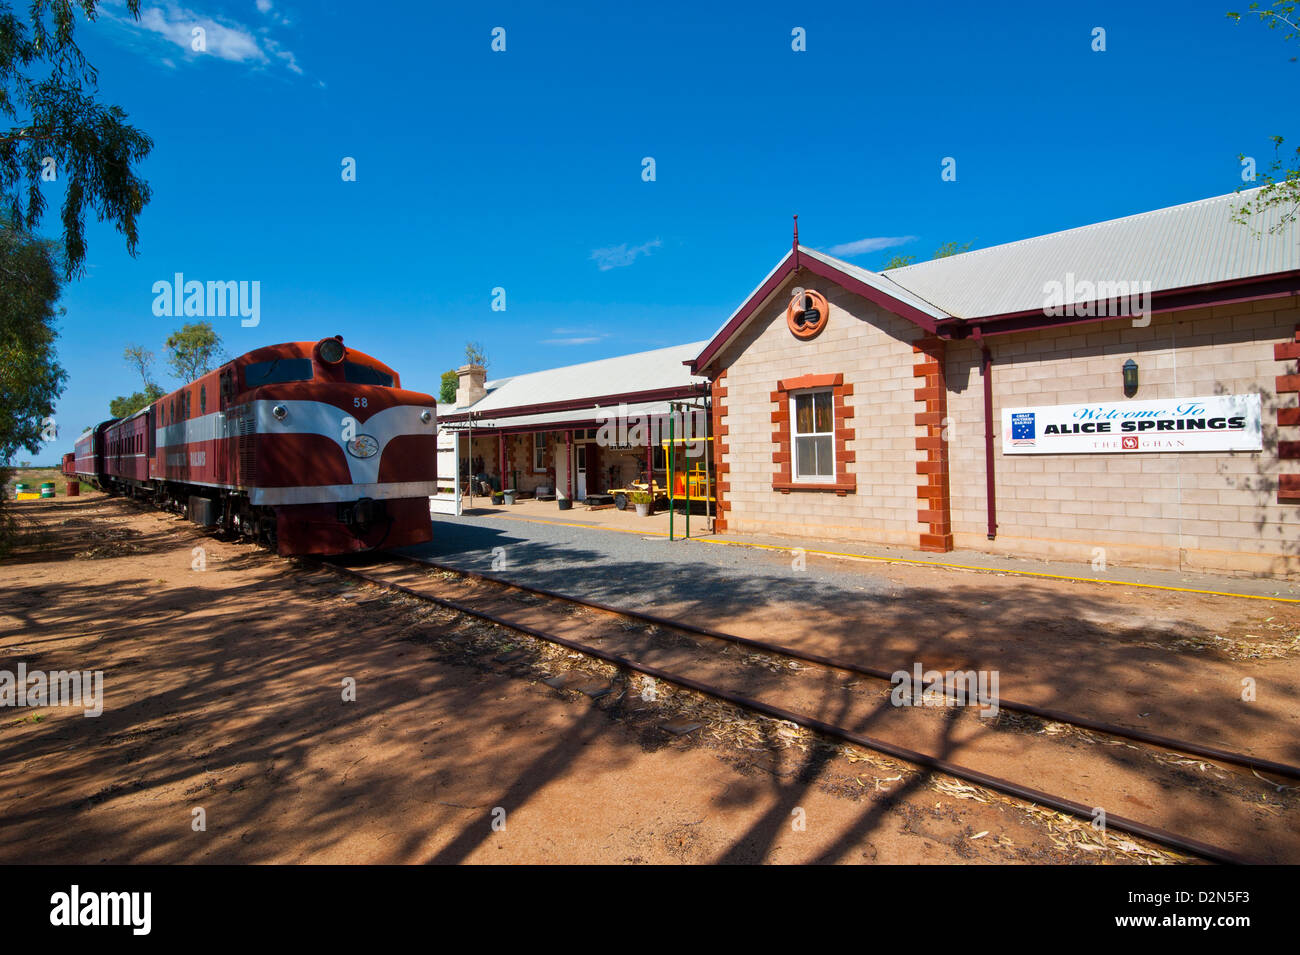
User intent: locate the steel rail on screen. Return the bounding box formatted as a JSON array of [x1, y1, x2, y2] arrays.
[[391, 553, 1300, 783], [320, 558, 1262, 866]]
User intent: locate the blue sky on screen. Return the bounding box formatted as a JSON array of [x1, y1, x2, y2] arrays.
[[23, 0, 1298, 461]]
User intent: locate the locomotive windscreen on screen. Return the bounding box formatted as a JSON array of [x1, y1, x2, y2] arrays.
[[245, 358, 313, 386], [343, 362, 393, 386]]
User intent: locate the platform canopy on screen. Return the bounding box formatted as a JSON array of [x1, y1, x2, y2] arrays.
[[438, 341, 709, 433]]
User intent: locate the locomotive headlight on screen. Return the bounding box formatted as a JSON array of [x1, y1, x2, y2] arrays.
[[272, 404, 288, 421], [317, 337, 345, 364], [420, 409, 432, 424]]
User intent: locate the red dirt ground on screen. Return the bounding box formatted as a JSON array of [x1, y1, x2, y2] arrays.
[[2, 493, 1290, 863]]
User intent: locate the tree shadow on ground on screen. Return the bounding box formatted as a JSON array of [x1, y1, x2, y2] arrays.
[[0, 500, 1294, 864]]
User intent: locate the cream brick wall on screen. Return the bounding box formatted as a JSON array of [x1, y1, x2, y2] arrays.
[[715, 268, 924, 545], [712, 274, 1299, 576], [945, 296, 1300, 575]]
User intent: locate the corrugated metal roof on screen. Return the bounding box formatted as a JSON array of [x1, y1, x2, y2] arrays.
[[692, 245, 952, 371], [441, 399, 694, 432], [448, 341, 708, 414], [799, 247, 952, 319], [879, 186, 1299, 319]]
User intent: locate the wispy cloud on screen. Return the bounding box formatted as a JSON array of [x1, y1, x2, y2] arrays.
[[111, 2, 303, 76], [825, 235, 917, 258], [255, 0, 293, 28], [590, 239, 662, 271], [542, 328, 609, 346]]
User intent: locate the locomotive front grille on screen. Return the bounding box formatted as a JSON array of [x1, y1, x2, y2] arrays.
[[337, 497, 387, 527], [235, 406, 257, 484]]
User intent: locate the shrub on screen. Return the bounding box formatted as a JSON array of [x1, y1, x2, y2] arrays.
[[0, 467, 17, 558]]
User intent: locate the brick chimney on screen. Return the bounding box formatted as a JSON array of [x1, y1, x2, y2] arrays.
[[456, 363, 487, 407]]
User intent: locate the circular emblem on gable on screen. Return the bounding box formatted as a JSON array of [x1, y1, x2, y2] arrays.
[[347, 434, 379, 459], [787, 289, 829, 339]]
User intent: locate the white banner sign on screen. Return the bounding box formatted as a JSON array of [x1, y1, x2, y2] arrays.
[[1002, 394, 1262, 454]]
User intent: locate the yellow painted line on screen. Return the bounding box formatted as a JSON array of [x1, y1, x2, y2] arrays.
[[484, 512, 1300, 604], [694, 538, 1300, 603], [492, 514, 662, 537]]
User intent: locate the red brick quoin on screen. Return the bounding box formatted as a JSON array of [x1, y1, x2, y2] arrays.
[[1278, 324, 1300, 503], [913, 338, 953, 552], [711, 369, 731, 532], [771, 373, 856, 494]]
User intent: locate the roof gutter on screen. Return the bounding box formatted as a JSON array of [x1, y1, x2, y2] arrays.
[[940, 269, 1300, 339], [438, 383, 707, 425]]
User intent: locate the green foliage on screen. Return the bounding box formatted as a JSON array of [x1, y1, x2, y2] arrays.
[[629, 489, 653, 505], [878, 254, 916, 271], [165, 321, 224, 383], [0, 223, 65, 464], [1229, 4, 1300, 233], [465, 341, 488, 368], [1234, 135, 1300, 235], [109, 382, 162, 419], [116, 342, 161, 416], [878, 241, 973, 271], [0, 464, 12, 557], [0, 2, 152, 556], [932, 240, 972, 259], [1227, 2, 1299, 38], [0, 1, 153, 277], [439, 369, 458, 404], [0, 226, 65, 551], [123, 343, 156, 390]]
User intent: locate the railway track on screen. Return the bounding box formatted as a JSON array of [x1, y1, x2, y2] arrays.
[[392, 554, 1300, 782], [316, 552, 1299, 865]]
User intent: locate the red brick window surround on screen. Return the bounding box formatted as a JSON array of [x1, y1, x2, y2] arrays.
[[772, 373, 856, 494], [712, 371, 731, 531], [913, 338, 953, 553], [1278, 323, 1300, 503]]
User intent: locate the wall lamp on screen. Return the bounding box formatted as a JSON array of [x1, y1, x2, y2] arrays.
[[1122, 359, 1139, 398]]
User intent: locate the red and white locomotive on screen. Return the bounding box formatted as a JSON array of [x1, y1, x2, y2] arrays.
[[72, 337, 438, 555]]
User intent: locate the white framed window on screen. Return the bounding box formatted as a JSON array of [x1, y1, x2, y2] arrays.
[[791, 389, 834, 482], [533, 433, 546, 472]]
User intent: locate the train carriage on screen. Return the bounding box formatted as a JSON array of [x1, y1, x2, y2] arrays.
[[73, 421, 110, 485], [103, 407, 152, 487]]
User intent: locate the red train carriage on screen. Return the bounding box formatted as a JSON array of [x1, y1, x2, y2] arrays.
[[73, 337, 438, 556], [73, 421, 110, 485], [103, 407, 152, 486], [61, 452, 75, 477]]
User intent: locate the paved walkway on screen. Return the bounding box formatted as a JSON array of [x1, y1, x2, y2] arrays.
[[407, 508, 1300, 611]]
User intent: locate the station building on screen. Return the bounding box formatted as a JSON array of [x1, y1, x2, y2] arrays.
[[435, 187, 1298, 576], [436, 343, 708, 503], [691, 187, 1300, 576]]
